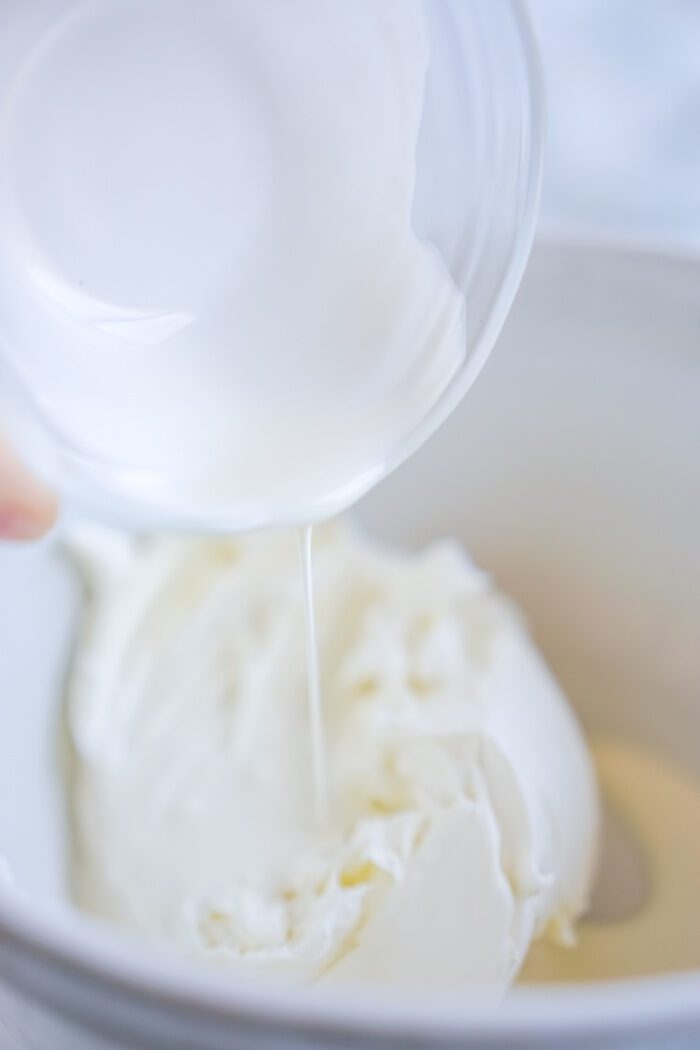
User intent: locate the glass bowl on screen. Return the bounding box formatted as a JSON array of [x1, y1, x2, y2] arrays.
[[0, 0, 542, 531]]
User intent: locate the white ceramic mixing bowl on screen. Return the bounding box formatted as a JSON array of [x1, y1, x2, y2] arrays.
[[1, 240, 699, 1048]]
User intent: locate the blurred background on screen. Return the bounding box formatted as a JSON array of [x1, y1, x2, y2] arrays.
[[531, 0, 700, 251]]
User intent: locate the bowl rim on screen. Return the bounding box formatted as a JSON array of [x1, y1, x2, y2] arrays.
[[1, 233, 700, 1039], [1, 892, 700, 1042], [537, 221, 700, 265]]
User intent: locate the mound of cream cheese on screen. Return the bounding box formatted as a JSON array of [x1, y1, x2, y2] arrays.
[[66, 523, 598, 988]]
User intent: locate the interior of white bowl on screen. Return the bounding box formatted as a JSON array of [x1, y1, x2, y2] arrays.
[[360, 239, 700, 777], [0, 239, 699, 1047]]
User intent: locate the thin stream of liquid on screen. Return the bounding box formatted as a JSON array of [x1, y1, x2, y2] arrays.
[[298, 525, 328, 824]]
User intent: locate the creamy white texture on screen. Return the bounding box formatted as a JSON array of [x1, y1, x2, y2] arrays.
[[0, 0, 465, 528], [67, 524, 598, 988]]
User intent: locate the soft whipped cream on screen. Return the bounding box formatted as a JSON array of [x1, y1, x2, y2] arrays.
[[66, 523, 598, 988]]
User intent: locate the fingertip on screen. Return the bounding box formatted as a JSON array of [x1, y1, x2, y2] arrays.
[[0, 496, 59, 541], [0, 437, 60, 541]]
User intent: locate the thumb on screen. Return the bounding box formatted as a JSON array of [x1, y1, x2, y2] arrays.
[[0, 434, 59, 540]]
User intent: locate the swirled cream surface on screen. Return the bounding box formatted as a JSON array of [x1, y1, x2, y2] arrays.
[[66, 524, 598, 988]]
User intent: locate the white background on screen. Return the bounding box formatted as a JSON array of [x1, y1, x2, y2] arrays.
[[531, 0, 700, 251]]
